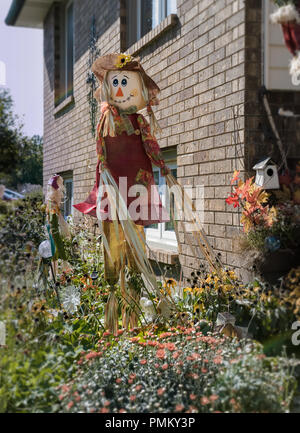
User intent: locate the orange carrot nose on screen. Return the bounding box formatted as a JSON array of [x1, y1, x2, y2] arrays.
[[116, 87, 124, 97]]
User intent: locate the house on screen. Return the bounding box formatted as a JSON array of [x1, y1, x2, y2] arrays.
[[6, 0, 300, 278]]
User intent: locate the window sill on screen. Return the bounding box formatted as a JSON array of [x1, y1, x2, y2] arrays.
[[146, 241, 179, 265], [54, 95, 75, 116], [127, 14, 178, 56]]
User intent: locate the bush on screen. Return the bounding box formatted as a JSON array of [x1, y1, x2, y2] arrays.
[[56, 328, 297, 413]]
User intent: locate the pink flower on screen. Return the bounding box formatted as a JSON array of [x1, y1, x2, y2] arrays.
[[173, 351, 180, 360], [135, 385, 142, 392], [175, 404, 184, 412], [115, 378, 122, 384], [189, 394, 197, 401], [140, 359, 147, 365], [99, 407, 109, 413], [58, 394, 65, 401], [210, 395, 219, 403], [156, 349, 166, 360], [104, 400, 110, 407], [162, 363, 169, 370], [157, 387, 165, 396], [66, 401, 74, 410], [213, 356, 222, 365], [166, 342, 176, 351], [130, 395, 136, 402], [103, 331, 111, 337], [85, 351, 98, 360], [200, 397, 210, 405]]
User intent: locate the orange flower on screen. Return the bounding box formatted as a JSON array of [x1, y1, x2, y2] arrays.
[[140, 359, 147, 365], [230, 170, 240, 185]]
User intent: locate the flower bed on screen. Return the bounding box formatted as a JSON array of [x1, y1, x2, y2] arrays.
[[57, 328, 296, 413], [0, 195, 299, 413]]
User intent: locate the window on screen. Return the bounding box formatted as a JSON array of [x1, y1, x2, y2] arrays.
[[55, 0, 74, 106], [65, 1, 74, 98], [263, 0, 298, 90], [61, 173, 73, 218], [145, 149, 178, 251], [125, 0, 177, 48]]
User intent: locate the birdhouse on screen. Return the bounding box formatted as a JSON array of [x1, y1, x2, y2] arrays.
[[253, 157, 280, 190]]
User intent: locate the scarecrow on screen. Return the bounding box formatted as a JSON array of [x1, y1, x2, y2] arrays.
[[74, 53, 219, 333], [45, 174, 70, 274]]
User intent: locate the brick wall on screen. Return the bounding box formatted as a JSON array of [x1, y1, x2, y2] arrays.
[[126, 0, 247, 275], [43, 0, 250, 277]]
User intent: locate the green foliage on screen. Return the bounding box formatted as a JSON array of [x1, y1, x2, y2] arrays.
[[0, 89, 21, 181], [18, 135, 43, 186], [0, 89, 43, 188]]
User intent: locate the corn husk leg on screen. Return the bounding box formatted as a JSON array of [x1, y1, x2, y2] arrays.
[[102, 221, 125, 333]]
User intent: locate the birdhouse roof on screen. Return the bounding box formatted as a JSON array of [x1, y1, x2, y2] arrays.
[[253, 157, 276, 170]]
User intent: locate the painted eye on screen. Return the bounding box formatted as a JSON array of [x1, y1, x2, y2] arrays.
[[112, 78, 118, 87], [121, 78, 128, 87]]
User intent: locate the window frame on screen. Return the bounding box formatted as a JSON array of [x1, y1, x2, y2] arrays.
[[145, 158, 178, 251], [126, 0, 177, 49], [65, 0, 74, 99], [63, 176, 73, 219]]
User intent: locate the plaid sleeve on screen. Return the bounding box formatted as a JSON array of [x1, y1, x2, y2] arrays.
[[137, 114, 170, 176]]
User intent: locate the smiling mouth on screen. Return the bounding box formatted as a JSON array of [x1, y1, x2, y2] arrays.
[[112, 94, 133, 104]]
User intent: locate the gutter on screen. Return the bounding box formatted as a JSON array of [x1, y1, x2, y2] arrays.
[[5, 0, 26, 26]]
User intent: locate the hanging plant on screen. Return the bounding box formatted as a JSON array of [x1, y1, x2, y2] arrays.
[[271, 1, 300, 77]]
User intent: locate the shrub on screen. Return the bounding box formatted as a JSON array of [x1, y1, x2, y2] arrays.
[[56, 328, 297, 413]]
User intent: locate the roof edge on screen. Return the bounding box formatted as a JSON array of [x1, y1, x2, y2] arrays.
[[5, 0, 26, 26]]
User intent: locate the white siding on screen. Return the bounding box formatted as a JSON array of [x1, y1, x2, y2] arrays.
[[264, 0, 298, 90]]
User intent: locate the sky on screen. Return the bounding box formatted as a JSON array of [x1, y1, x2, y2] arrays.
[[0, 0, 43, 137]]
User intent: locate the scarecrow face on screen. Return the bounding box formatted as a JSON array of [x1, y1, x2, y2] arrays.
[[107, 70, 146, 111]]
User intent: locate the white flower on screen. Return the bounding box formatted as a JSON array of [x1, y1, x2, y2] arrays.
[[61, 285, 81, 314]]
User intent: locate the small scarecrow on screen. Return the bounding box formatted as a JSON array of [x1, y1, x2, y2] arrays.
[[74, 53, 219, 333], [45, 174, 70, 274]]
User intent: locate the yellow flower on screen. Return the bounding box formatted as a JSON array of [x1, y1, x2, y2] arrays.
[[163, 278, 177, 288], [184, 287, 193, 294], [115, 54, 132, 68]]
